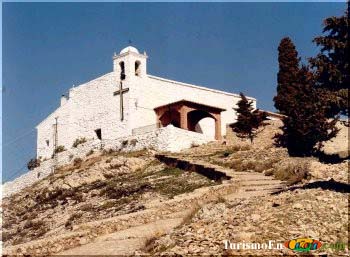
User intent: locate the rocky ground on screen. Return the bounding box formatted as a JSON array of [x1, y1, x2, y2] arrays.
[[1, 121, 349, 256], [1, 149, 218, 247], [142, 121, 349, 256], [147, 188, 348, 256]]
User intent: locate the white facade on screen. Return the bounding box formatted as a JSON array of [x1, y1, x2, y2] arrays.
[[36, 46, 256, 159]]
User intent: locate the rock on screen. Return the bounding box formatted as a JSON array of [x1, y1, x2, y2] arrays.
[[251, 214, 261, 221], [79, 237, 89, 245], [292, 203, 303, 209], [197, 228, 205, 234]]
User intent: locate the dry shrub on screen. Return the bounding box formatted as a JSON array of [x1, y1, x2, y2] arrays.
[[99, 200, 117, 210], [1, 231, 11, 242], [180, 203, 201, 226], [23, 219, 45, 230], [109, 161, 125, 169], [273, 159, 310, 185], [216, 144, 251, 158], [83, 156, 102, 168], [226, 159, 243, 169], [102, 148, 119, 156], [65, 212, 83, 228], [73, 157, 82, 167], [129, 139, 138, 146], [103, 173, 114, 179], [100, 181, 152, 199], [230, 144, 251, 152], [78, 203, 93, 212], [86, 149, 94, 156], [121, 149, 148, 158], [249, 159, 279, 173]]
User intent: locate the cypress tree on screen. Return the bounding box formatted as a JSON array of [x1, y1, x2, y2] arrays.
[[309, 2, 349, 116], [275, 66, 339, 156], [273, 37, 301, 115], [231, 93, 266, 142]]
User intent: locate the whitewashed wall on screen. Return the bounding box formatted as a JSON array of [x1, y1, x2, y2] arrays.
[[129, 75, 256, 137], [36, 49, 256, 160], [36, 72, 131, 159]]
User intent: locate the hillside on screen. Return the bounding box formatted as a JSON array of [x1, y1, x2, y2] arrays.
[[2, 121, 349, 256], [2, 150, 219, 247]]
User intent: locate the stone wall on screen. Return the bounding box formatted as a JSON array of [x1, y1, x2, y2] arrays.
[[2, 125, 213, 198]]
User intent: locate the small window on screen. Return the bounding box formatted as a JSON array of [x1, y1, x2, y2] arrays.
[[95, 129, 102, 140], [135, 61, 141, 76], [119, 62, 125, 80], [46, 140, 50, 146]]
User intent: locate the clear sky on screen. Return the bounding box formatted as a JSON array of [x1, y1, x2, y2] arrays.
[[2, 2, 345, 182]]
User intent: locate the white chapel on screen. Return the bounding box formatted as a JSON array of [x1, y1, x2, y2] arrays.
[[36, 46, 256, 158]]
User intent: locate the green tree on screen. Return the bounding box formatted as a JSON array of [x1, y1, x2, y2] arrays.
[[309, 2, 349, 116], [275, 66, 339, 156], [274, 37, 301, 115], [231, 93, 266, 142]]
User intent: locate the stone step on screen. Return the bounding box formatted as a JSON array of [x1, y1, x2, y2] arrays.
[[242, 185, 285, 192], [231, 173, 275, 178], [240, 180, 284, 186], [235, 177, 277, 181], [156, 154, 286, 198], [224, 190, 276, 200], [155, 154, 231, 181]]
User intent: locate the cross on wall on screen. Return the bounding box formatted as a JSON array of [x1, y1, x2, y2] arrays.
[[113, 82, 129, 121]]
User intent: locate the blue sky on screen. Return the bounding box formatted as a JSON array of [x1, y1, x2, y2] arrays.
[[2, 2, 345, 182]]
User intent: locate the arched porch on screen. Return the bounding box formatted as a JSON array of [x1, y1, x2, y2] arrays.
[[154, 100, 225, 140]]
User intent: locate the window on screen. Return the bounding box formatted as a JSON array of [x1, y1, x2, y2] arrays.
[[95, 129, 102, 140], [46, 140, 50, 146], [119, 62, 125, 80], [135, 61, 141, 76]]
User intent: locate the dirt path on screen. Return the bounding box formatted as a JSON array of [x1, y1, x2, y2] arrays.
[[57, 217, 185, 255]]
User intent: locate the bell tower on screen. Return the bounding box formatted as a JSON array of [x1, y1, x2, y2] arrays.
[[113, 46, 148, 80]]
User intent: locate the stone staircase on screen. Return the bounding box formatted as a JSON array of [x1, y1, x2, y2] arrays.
[[155, 154, 231, 181], [155, 153, 287, 200]]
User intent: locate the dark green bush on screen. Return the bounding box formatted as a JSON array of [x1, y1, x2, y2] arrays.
[[27, 158, 40, 170], [54, 145, 66, 154]]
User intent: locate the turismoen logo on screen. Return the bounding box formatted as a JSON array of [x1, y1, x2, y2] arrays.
[[284, 238, 322, 252]]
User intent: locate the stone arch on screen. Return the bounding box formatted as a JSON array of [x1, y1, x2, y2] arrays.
[[119, 61, 126, 80], [159, 109, 181, 128], [187, 110, 216, 139]]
